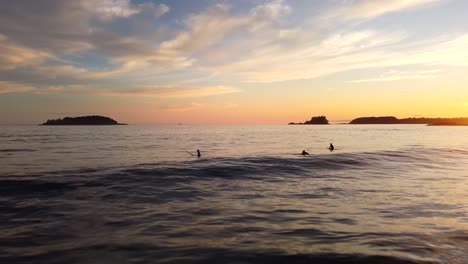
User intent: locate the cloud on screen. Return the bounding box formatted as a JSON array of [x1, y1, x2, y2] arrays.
[[156, 0, 291, 57], [0, 1, 285, 85], [91, 0, 169, 21], [0, 0, 466, 90], [36, 65, 90, 79], [204, 31, 468, 83], [92, 0, 142, 20], [111, 86, 241, 98], [320, 0, 442, 22], [138, 2, 170, 18], [0, 35, 51, 71], [28, 84, 240, 98], [204, 30, 407, 82], [402, 34, 468, 66], [350, 70, 440, 83], [0, 1, 95, 54], [0, 81, 36, 94], [26, 0, 294, 82], [0, 0, 169, 55]]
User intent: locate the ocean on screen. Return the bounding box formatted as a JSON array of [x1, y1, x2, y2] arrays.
[[1, 125, 467, 263]]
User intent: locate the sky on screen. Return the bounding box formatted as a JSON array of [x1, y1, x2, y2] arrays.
[[0, 0, 468, 124]]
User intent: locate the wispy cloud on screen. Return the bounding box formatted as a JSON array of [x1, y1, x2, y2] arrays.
[[0, 35, 51, 71], [0, 81, 35, 94], [111, 86, 240, 98], [208, 32, 468, 83], [155, 1, 290, 63], [91, 0, 169, 21], [319, 0, 443, 22], [350, 69, 440, 83], [202, 29, 402, 82], [29, 84, 240, 98]]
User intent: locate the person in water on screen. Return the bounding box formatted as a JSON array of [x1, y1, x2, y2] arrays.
[[197, 149, 201, 158], [329, 143, 335, 151], [301, 150, 309, 155]]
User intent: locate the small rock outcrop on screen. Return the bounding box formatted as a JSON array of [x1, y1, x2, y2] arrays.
[[289, 116, 329, 125]]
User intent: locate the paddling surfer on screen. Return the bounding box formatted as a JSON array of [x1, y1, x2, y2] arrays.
[[186, 149, 201, 157], [301, 150, 309, 155]]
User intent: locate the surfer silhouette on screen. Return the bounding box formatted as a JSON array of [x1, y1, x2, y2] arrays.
[[301, 150, 309, 155], [329, 143, 335, 151], [197, 149, 201, 158]]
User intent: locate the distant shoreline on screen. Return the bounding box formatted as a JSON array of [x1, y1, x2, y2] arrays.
[[349, 116, 468, 126], [427, 123, 468, 126], [289, 116, 468, 126]]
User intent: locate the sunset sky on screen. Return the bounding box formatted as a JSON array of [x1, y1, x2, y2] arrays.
[[1, 0, 468, 124]]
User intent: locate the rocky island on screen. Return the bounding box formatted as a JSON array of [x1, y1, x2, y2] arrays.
[[41, 115, 127, 125], [289, 116, 329, 125]]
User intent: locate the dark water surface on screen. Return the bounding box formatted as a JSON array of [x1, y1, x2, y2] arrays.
[[1, 125, 467, 263]]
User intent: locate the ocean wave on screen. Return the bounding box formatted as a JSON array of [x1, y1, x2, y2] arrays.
[[0, 148, 36, 153], [0, 249, 437, 264], [1, 147, 467, 263]]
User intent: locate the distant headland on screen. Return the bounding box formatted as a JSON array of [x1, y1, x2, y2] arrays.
[[288, 115, 468, 126], [349, 116, 468, 126], [289, 116, 329, 125], [41, 116, 127, 126]]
